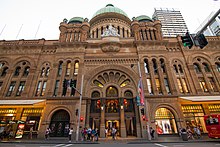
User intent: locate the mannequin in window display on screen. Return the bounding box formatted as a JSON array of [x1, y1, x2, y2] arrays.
[[155, 121, 163, 134]]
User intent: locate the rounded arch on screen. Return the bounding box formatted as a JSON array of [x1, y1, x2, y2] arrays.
[[49, 108, 70, 137], [123, 89, 133, 97], [46, 106, 72, 122], [152, 104, 179, 134], [187, 53, 211, 64], [84, 64, 139, 97], [151, 103, 179, 122], [91, 90, 101, 98], [12, 56, 35, 68], [106, 85, 118, 97]]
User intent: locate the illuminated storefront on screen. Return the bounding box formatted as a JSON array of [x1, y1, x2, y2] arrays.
[[155, 108, 178, 134]]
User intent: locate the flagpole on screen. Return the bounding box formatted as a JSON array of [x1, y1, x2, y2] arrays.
[[137, 61, 151, 140]]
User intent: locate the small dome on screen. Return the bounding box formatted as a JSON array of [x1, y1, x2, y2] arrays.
[[92, 4, 128, 18], [68, 17, 84, 24], [136, 15, 153, 22]]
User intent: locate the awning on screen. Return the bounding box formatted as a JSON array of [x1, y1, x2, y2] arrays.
[[0, 100, 45, 105], [179, 96, 220, 102]]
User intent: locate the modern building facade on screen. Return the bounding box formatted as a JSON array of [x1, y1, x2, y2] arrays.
[[0, 4, 220, 140], [153, 8, 188, 37], [195, 9, 220, 36]]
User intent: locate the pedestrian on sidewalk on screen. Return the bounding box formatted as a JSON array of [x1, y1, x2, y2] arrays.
[[150, 127, 155, 140], [68, 128, 74, 142], [45, 128, 51, 140], [187, 127, 194, 140], [29, 127, 33, 139], [195, 126, 201, 139], [105, 128, 108, 138], [111, 127, 116, 140]]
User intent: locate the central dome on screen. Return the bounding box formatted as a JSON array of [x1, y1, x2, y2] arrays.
[[92, 4, 128, 18]]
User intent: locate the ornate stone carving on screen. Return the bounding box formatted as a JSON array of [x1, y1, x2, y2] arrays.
[[101, 24, 120, 37], [101, 42, 121, 53]]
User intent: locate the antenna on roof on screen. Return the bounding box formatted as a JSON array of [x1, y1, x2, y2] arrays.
[[34, 20, 42, 39], [0, 24, 6, 38], [16, 24, 23, 39]]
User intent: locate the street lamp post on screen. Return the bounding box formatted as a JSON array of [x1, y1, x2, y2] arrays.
[[75, 75, 84, 142]]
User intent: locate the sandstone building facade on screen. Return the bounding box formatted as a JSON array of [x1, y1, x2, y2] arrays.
[[0, 4, 220, 139]]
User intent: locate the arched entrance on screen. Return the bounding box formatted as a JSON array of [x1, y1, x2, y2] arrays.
[[155, 108, 178, 134], [89, 70, 137, 138], [49, 109, 70, 137]]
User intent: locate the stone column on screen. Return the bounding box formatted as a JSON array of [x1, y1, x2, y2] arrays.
[[100, 105, 105, 138], [165, 62, 178, 95], [188, 65, 203, 94], [120, 102, 126, 138]]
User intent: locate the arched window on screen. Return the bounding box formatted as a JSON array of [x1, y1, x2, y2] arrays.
[[160, 59, 165, 73], [216, 63, 220, 72], [155, 108, 177, 134], [152, 59, 158, 74], [41, 67, 45, 77], [45, 67, 50, 77], [91, 91, 100, 98], [106, 86, 118, 97], [144, 59, 150, 74], [203, 63, 210, 72], [1, 67, 8, 77], [57, 61, 63, 76], [124, 90, 133, 97], [193, 63, 201, 73], [23, 66, 30, 77], [173, 65, 178, 73], [178, 65, 183, 73], [74, 61, 79, 75], [14, 66, 21, 76], [65, 61, 71, 76]]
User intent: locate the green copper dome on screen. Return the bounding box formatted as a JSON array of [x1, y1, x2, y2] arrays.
[[92, 4, 128, 18], [68, 17, 84, 24], [136, 15, 153, 22]]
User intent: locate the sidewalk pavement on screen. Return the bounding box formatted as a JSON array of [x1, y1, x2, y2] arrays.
[[1, 134, 220, 144]]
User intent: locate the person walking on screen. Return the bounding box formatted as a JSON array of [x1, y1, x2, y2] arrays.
[[68, 128, 74, 142], [150, 127, 155, 140], [45, 128, 51, 140], [29, 127, 33, 139], [105, 128, 108, 138], [112, 127, 116, 140], [196, 126, 201, 139]]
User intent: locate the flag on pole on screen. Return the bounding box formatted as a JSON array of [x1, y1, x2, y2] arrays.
[[138, 78, 145, 106]]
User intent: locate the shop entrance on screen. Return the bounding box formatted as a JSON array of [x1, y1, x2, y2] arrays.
[[155, 108, 178, 134], [105, 120, 119, 136], [49, 109, 70, 137]]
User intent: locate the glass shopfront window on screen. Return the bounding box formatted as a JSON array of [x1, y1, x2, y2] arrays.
[[182, 105, 206, 133], [155, 108, 177, 134]]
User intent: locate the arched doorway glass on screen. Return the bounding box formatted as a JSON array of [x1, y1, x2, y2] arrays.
[[49, 109, 70, 137], [155, 108, 177, 134], [106, 86, 118, 97]]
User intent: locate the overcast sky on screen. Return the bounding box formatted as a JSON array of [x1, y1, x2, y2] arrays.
[[0, 0, 219, 40]]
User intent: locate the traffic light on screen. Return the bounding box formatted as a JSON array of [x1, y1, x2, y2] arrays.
[[70, 79, 76, 96], [70, 79, 74, 88], [80, 116, 84, 122], [62, 79, 67, 96], [197, 33, 208, 49], [141, 108, 145, 115], [181, 32, 194, 49]]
